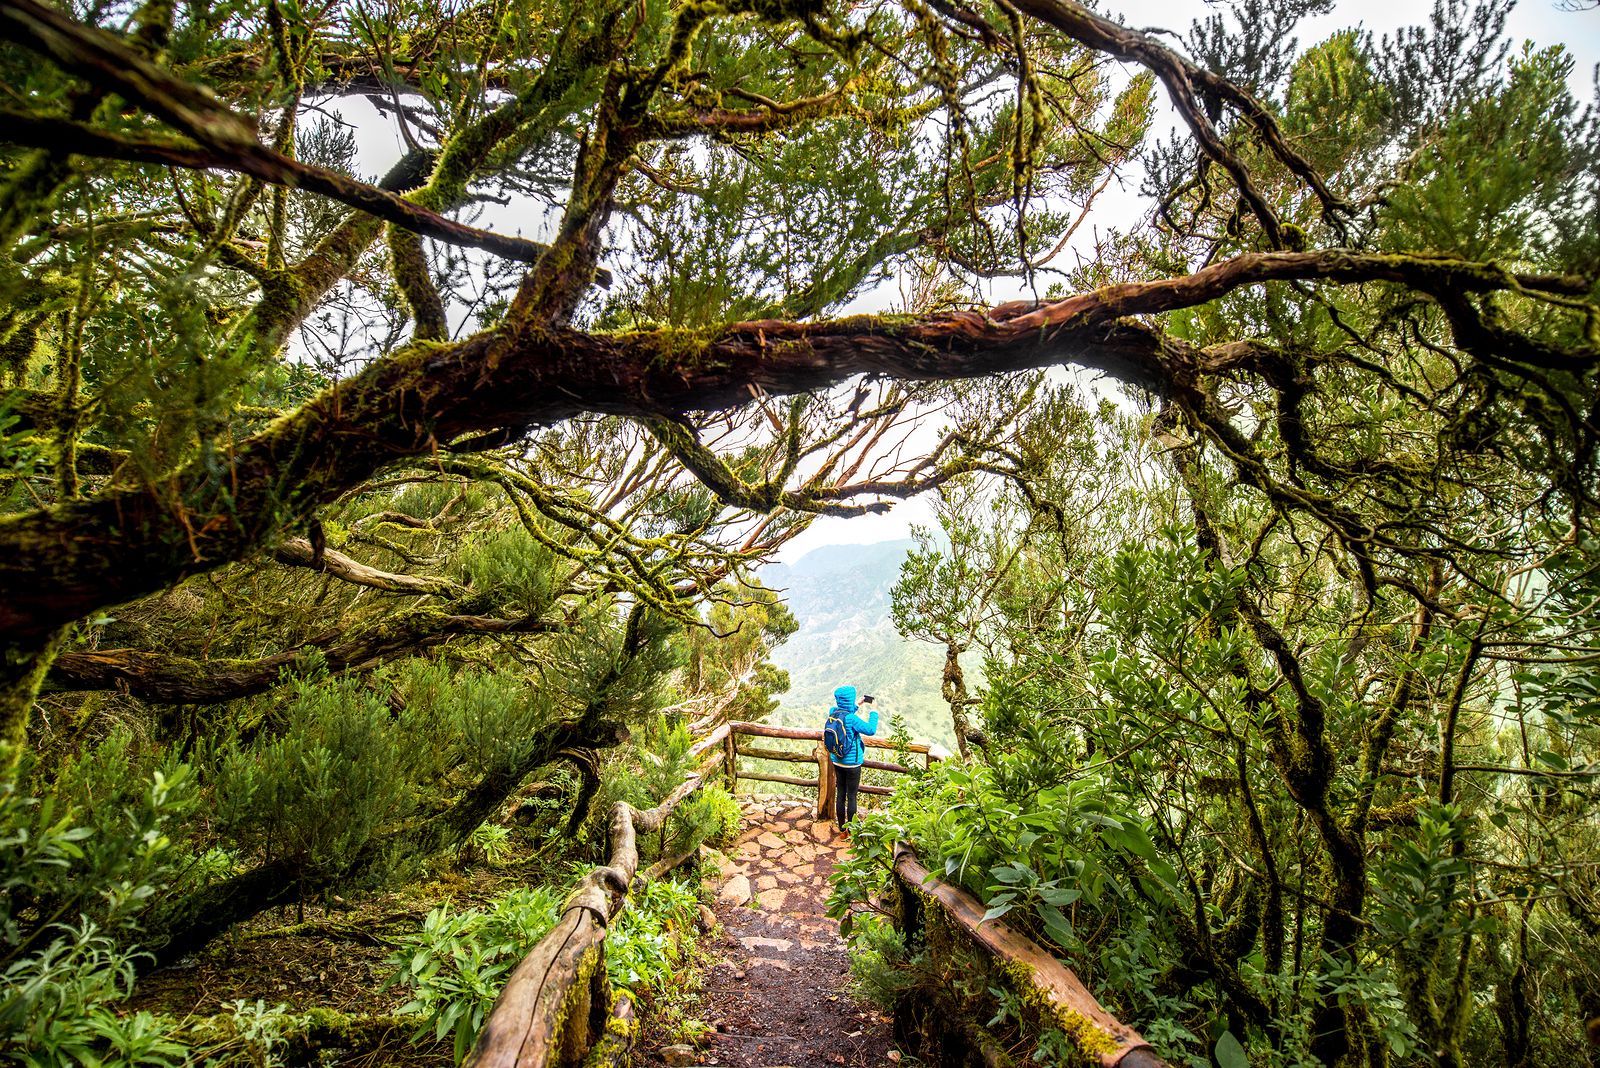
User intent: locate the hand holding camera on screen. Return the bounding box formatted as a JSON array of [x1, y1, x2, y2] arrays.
[[862, 695, 876, 704]]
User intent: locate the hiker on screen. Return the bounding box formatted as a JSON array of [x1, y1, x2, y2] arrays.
[[824, 685, 879, 835]]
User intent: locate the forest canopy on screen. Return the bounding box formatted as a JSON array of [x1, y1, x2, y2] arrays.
[[1, 0, 1598, 1064]]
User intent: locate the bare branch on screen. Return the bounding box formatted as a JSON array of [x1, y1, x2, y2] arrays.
[[271, 537, 466, 596], [0, 107, 578, 269]]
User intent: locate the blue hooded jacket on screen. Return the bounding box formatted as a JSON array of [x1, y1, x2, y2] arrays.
[[827, 685, 878, 767]]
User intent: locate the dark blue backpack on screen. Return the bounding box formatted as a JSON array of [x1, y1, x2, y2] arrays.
[[823, 709, 853, 761]]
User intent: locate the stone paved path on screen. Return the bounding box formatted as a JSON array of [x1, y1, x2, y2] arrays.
[[640, 796, 897, 1068]]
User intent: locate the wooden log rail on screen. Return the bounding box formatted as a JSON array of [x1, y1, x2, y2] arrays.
[[464, 723, 731, 1068], [892, 845, 1168, 1068]]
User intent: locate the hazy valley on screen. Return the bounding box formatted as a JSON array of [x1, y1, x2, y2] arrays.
[[761, 539, 959, 751]]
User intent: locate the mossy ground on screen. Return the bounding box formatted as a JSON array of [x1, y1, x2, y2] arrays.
[[126, 823, 588, 1065]]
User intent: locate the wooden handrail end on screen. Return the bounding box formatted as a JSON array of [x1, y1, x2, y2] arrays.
[[892, 846, 1169, 1068]]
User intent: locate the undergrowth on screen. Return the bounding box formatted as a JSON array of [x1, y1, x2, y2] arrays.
[[1, 752, 300, 1065], [386, 874, 706, 1063]]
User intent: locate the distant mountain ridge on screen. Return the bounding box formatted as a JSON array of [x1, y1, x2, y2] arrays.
[[761, 539, 957, 750]]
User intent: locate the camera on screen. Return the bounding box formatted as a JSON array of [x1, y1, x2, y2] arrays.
[[862, 695, 876, 704]]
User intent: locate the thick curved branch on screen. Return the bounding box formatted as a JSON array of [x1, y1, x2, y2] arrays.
[[0, 249, 1592, 643], [45, 609, 558, 702], [0, 108, 571, 269]]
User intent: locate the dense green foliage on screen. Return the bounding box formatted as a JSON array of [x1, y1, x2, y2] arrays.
[[1, 456, 792, 1060], [385, 878, 700, 1062], [1, 763, 303, 1065], [821, 8, 1600, 1061], [839, 382, 1600, 1066]]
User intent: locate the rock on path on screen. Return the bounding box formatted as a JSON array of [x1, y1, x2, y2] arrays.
[[641, 797, 896, 1068]]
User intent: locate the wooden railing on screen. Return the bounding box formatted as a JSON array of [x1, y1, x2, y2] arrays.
[[723, 720, 948, 818], [891, 845, 1168, 1068]]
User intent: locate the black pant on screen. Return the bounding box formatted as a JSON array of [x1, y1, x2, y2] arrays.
[[834, 764, 862, 826]]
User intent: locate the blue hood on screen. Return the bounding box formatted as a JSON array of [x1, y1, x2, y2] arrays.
[[832, 685, 858, 713]]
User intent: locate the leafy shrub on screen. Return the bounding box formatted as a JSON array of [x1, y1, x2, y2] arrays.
[[209, 664, 553, 888], [3, 918, 150, 1063], [607, 718, 699, 813], [386, 887, 564, 1063], [387, 876, 703, 1063], [182, 1000, 297, 1064], [674, 784, 742, 849], [212, 676, 409, 882], [828, 760, 1200, 1061], [25, 734, 198, 933], [0, 760, 294, 1065], [464, 822, 515, 866], [4, 750, 195, 947], [844, 914, 919, 1012], [443, 668, 553, 778], [451, 526, 556, 615], [600, 717, 727, 861], [607, 879, 699, 996]]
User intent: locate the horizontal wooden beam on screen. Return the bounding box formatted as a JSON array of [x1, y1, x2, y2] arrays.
[[689, 721, 733, 760], [893, 846, 1167, 1068], [728, 720, 931, 754], [729, 721, 820, 741], [865, 736, 931, 755], [735, 743, 814, 764], [860, 783, 893, 796], [735, 769, 819, 788], [862, 757, 911, 774]]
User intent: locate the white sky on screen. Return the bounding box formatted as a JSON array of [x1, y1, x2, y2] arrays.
[[333, 1, 1600, 562]]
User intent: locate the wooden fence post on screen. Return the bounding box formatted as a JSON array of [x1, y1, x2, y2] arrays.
[[724, 729, 738, 788], [467, 727, 729, 1068], [892, 848, 923, 946], [814, 742, 834, 821]]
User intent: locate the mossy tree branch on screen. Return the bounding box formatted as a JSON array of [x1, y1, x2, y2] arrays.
[[0, 108, 568, 268], [43, 605, 559, 703], [0, 248, 1593, 649]]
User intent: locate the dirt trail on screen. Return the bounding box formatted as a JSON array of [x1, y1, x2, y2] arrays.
[[641, 797, 897, 1068]]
